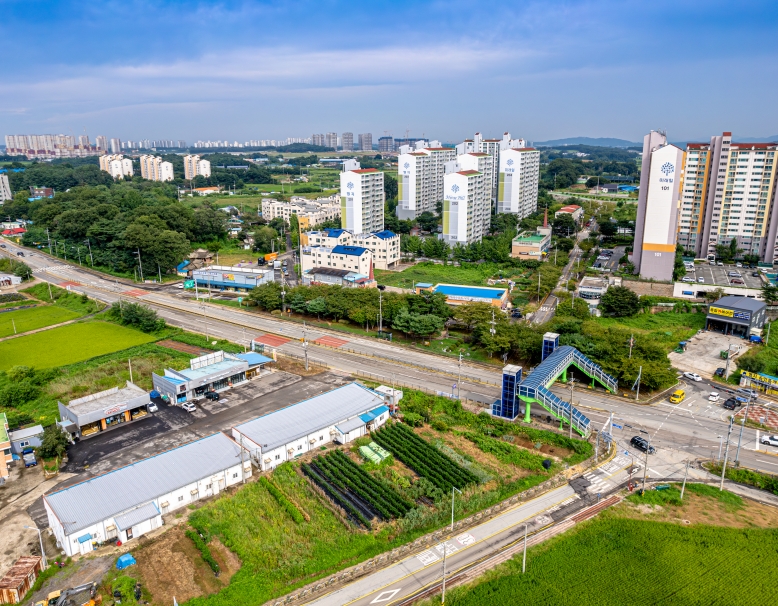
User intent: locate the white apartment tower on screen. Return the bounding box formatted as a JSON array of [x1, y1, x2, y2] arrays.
[[633, 131, 685, 281], [139, 155, 174, 182], [325, 133, 338, 150], [358, 133, 373, 152], [342, 132, 354, 152], [497, 147, 540, 217], [99, 154, 134, 179], [441, 155, 491, 245], [677, 132, 778, 263], [109, 138, 122, 154], [0, 174, 12, 202], [184, 155, 212, 180], [340, 160, 384, 233], [396, 141, 456, 221], [457, 132, 529, 208]]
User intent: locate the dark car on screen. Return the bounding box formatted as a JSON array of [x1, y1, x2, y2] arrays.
[[714, 367, 725, 377], [204, 391, 220, 401], [511, 310, 523, 319], [16, 251, 24, 257], [752, 272, 760, 277], [722, 398, 741, 410], [630, 436, 656, 454]]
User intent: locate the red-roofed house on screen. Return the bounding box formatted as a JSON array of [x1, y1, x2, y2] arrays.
[[554, 204, 583, 222]]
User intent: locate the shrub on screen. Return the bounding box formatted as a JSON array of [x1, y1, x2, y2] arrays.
[[260, 476, 305, 523], [107, 301, 165, 333], [185, 528, 220, 575]]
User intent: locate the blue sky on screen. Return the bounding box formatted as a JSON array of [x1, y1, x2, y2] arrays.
[[1, 0, 777, 144]]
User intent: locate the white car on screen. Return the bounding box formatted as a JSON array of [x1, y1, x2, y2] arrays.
[[708, 392, 720, 402], [697, 277, 704, 283], [682, 277, 695, 283], [176, 283, 185, 289], [683, 372, 702, 382], [181, 402, 196, 413], [760, 435, 778, 447], [147, 402, 159, 413], [736, 262, 743, 268]]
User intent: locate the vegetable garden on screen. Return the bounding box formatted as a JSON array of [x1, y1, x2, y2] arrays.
[[372, 423, 480, 491]]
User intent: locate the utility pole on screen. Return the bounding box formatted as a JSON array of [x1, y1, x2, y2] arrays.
[[720, 417, 734, 491], [724, 344, 734, 380], [84, 239, 94, 266], [767, 321, 772, 346], [129, 358, 133, 384], [522, 523, 528, 573], [569, 378, 575, 438], [635, 366, 642, 402], [680, 460, 690, 500], [47, 280, 52, 301], [135, 248, 144, 282], [735, 395, 752, 465], [628, 334, 634, 359], [458, 352, 463, 400], [46, 228, 52, 255], [442, 486, 461, 604], [641, 433, 651, 494]]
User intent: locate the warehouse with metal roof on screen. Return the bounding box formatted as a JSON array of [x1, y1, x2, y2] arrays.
[[43, 432, 250, 556], [232, 382, 390, 471]]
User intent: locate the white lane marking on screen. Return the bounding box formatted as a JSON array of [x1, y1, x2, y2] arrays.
[[371, 589, 401, 603], [755, 458, 778, 466], [434, 541, 458, 555], [416, 550, 439, 565], [456, 533, 475, 546], [649, 468, 662, 475]]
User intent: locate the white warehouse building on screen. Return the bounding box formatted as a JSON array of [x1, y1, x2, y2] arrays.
[[232, 382, 390, 471], [43, 433, 249, 556]]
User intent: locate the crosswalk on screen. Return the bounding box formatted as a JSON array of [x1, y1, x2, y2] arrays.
[[581, 455, 641, 495]]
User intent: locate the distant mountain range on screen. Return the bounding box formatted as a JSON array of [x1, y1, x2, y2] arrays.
[[534, 137, 640, 148]]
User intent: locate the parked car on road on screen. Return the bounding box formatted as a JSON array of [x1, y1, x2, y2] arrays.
[[731, 279, 745, 285], [708, 392, 720, 402], [736, 388, 758, 400], [181, 402, 196, 412], [204, 391, 220, 401], [630, 436, 656, 454], [760, 435, 778, 447], [715, 367, 725, 377], [722, 398, 740, 410], [698, 277, 705, 283], [683, 372, 702, 382]]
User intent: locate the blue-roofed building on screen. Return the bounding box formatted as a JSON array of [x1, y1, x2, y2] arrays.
[[302, 228, 400, 269], [302, 243, 373, 276], [236, 352, 274, 378], [420, 283, 509, 308], [192, 264, 274, 292], [232, 383, 391, 471], [152, 351, 249, 404]]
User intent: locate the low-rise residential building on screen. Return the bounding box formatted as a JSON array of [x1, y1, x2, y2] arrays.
[[8, 424, 44, 454], [152, 351, 249, 405], [57, 383, 152, 440], [0, 556, 43, 604], [555, 204, 583, 222], [303, 228, 400, 269], [301, 244, 373, 276], [0, 273, 23, 286], [511, 230, 551, 258], [193, 186, 221, 195], [98, 154, 133, 179], [192, 264, 274, 292], [232, 382, 390, 471], [44, 432, 249, 556], [261, 196, 341, 229]]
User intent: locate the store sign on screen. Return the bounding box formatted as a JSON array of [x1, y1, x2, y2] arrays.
[[733, 311, 751, 321], [709, 306, 734, 318], [103, 404, 127, 416], [742, 370, 778, 389]]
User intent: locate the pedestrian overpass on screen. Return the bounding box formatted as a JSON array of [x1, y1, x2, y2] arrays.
[[492, 334, 617, 438]]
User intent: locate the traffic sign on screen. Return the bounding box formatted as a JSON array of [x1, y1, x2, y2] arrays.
[[612, 423, 623, 429], [238, 297, 243, 303], [601, 431, 613, 444], [184, 280, 195, 288]]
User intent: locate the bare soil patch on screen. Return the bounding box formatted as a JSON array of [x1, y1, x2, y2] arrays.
[[156, 339, 209, 355], [620, 492, 778, 528], [134, 526, 241, 605], [274, 355, 325, 376]]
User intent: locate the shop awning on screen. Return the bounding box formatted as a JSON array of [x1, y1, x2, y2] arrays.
[[115, 502, 160, 531], [77, 533, 92, 544]]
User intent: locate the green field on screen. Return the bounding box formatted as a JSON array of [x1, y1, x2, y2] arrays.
[[0, 305, 82, 337], [0, 320, 156, 370], [375, 262, 529, 288], [432, 516, 777, 605], [594, 311, 706, 351]]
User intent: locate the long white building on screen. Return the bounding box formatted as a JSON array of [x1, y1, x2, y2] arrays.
[[44, 432, 249, 556], [139, 155, 174, 182], [184, 155, 211, 180], [232, 383, 389, 471], [98, 154, 134, 179], [396, 141, 456, 221], [497, 147, 540, 217], [340, 160, 384, 233]]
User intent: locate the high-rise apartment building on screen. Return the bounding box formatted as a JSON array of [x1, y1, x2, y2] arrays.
[[497, 147, 540, 217], [95, 135, 108, 151], [139, 155, 174, 182], [184, 155, 212, 180], [341, 132, 354, 152], [0, 174, 12, 202], [633, 131, 685, 281], [99, 154, 134, 179], [676, 132, 778, 263], [458, 132, 528, 207], [358, 133, 372, 152], [340, 159, 384, 233], [440, 153, 492, 246], [109, 138, 122, 154], [4, 134, 103, 159], [378, 136, 394, 153], [325, 133, 338, 150], [396, 141, 457, 221], [312, 134, 325, 147]]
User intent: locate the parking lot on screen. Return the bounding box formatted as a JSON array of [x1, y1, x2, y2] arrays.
[[683, 262, 764, 289], [668, 329, 751, 376]]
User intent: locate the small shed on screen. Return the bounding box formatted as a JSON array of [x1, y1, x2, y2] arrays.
[[0, 556, 42, 604], [116, 554, 136, 570], [8, 425, 44, 455]]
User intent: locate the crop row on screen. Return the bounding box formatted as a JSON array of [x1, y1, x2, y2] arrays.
[[301, 462, 371, 528], [260, 476, 306, 523], [373, 424, 478, 491], [463, 432, 550, 472], [314, 451, 413, 519]]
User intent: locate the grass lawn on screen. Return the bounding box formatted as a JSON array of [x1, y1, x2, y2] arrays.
[[376, 262, 530, 289], [0, 305, 82, 337], [0, 320, 156, 371], [594, 311, 706, 351]]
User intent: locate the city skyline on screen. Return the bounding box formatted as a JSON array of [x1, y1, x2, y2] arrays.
[[1, 1, 777, 143]]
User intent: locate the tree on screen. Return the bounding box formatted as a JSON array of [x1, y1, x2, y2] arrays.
[[455, 302, 495, 330], [384, 172, 398, 202], [107, 301, 166, 332], [408, 314, 444, 338], [37, 425, 69, 460], [253, 226, 279, 253], [306, 297, 326, 319], [249, 282, 283, 311], [552, 213, 576, 236], [556, 297, 590, 319], [729, 237, 742, 261], [762, 283, 778, 304], [600, 286, 640, 317], [417, 211, 439, 232], [555, 237, 575, 252], [598, 221, 618, 238]]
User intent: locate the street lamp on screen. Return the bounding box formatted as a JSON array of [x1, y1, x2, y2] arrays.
[[441, 486, 462, 604], [23, 526, 47, 569]]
